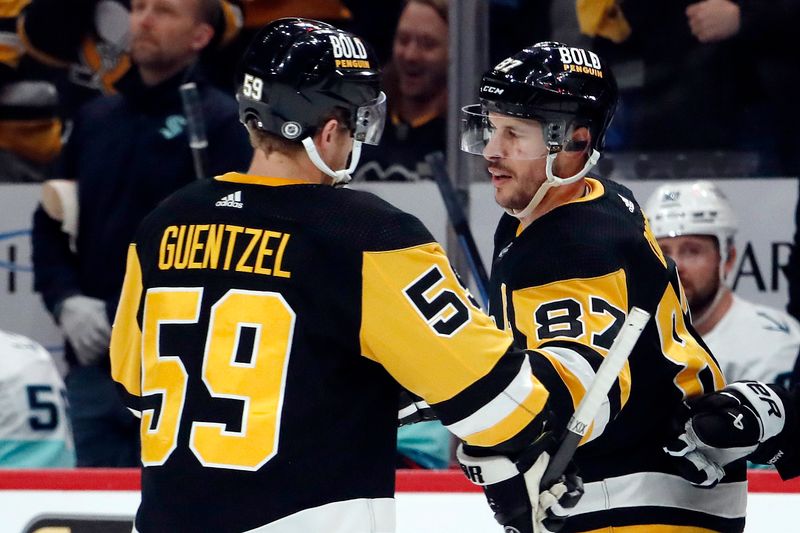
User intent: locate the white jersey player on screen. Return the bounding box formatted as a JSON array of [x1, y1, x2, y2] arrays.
[[0, 330, 75, 467], [645, 180, 800, 386], [703, 294, 800, 385]]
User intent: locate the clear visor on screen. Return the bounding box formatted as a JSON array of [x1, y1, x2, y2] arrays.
[[460, 104, 550, 160], [354, 91, 387, 145]]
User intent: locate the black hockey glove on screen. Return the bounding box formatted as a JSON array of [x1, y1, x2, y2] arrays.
[[398, 389, 436, 426], [457, 436, 583, 533], [664, 381, 786, 487]]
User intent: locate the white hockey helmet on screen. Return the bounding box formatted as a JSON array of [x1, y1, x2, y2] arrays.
[[644, 180, 738, 257]]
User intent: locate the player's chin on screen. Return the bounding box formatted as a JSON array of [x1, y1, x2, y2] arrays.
[[494, 191, 519, 211]]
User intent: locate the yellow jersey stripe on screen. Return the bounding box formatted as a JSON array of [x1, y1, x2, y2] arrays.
[[538, 346, 612, 443], [459, 377, 549, 447], [445, 356, 543, 438], [581, 526, 719, 533], [110, 244, 144, 397], [215, 172, 309, 187]]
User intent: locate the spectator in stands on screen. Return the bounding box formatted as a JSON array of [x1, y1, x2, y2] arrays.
[[30, 0, 252, 467], [683, 0, 800, 176], [0, 0, 61, 182], [18, 0, 242, 109], [354, 0, 447, 182], [645, 180, 800, 386], [587, 0, 744, 155], [203, 1, 404, 92], [0, 329, 75, 468], [584, 0, 798, 176]]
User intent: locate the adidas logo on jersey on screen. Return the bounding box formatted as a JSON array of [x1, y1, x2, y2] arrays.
[[216, 191, 243, 208]]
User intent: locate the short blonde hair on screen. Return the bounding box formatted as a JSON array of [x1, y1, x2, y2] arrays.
[[245, 107, 351, 157], [245, 121, 305, 157]]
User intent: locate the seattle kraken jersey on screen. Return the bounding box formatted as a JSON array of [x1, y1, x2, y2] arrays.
[[489, 178, 746, 533], [111, 172, 548, 532], [704, 294, 800, 387], [0, 330, 75, 468]]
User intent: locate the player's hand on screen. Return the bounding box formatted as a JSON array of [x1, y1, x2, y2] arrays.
[[457, 438, 583, 533], [664, 381, 785, 487], [58, 295, 111, 366], [686, 0, 741, 43], [398, 389, 436, 426]]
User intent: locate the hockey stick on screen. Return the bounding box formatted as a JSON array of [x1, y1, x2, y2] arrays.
[[540, 306, 651, 487], [426, 152, 491, 307], [179, 82, 209, 180]]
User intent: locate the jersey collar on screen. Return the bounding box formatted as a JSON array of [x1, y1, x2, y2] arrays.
[[214, 172, 311, 187], [514, 178, 605, 236]]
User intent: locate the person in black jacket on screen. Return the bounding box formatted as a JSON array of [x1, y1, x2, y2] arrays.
[[31, 0, 252, 467]]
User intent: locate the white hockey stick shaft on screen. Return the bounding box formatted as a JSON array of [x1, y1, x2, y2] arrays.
[[180, 82, 209, 180], [541, 306, 651, 486]]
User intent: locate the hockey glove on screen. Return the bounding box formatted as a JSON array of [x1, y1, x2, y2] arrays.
[[457, 440, 583, 533], [664, 381, 785, 487], [398, 389, 436, 426], [58, 295, 111, 366]]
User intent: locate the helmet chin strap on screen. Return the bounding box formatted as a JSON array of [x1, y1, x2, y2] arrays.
[[302, 137, 362, 186], [504, 149, 600, 220]]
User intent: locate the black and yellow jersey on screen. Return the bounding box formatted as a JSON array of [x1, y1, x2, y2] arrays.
[[111, 172, 551, 532], [489, 177, 746, 533]]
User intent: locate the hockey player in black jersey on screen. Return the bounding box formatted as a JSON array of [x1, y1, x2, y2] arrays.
[[458, 42, 747, 532], [110, 19, 582, 533]]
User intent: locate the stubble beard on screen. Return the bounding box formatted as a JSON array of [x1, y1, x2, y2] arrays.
[[687, 275, 722, 318]]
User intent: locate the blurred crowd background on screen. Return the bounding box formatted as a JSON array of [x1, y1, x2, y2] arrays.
[[1, 0, 799, 471], [3, 0, 798, 184]]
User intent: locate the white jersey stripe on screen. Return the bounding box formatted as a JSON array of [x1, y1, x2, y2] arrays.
[[132, 498, 394, 533], [445, 357, 534, 439], [571, 472, 747, 519], [539, 346, 610, 442], [397, 404, 418, 420]]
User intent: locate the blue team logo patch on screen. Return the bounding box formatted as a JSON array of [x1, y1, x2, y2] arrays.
[[160, 115, 187, 139]]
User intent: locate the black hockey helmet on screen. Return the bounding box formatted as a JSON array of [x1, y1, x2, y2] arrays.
[[463, 41, 618, 155], [236, 17, 386, 145], [461, 42, 618, 219]]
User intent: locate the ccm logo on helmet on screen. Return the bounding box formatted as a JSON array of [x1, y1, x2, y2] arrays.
[[481, 85, 504, 95], [557, 47, 603, 78], [329, 35, 371, 69]]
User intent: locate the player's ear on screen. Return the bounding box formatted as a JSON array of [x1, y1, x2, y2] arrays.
[[564, 126, 590, 153], [315, 118, 342, 147]]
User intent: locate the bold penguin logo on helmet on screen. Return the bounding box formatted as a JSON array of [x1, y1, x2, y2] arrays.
[[235, 18, 383, 142]]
